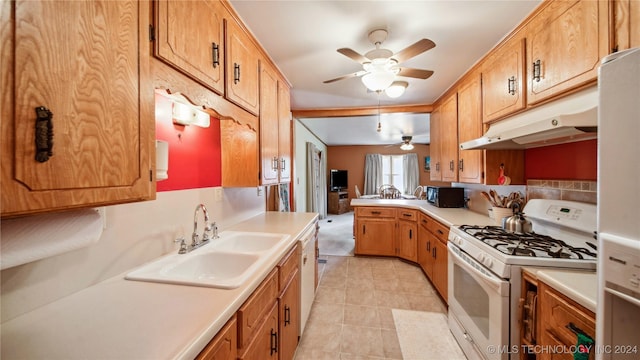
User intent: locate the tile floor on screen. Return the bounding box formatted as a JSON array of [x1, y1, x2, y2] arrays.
[[294, 255, 450, 359]]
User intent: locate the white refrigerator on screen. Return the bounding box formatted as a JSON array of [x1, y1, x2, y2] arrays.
[[596, 47, 640, 359]]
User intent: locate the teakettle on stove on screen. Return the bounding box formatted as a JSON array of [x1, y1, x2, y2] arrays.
[[502, 212, 532, 233]]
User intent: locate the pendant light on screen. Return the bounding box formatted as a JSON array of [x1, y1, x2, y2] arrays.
[[376, 91, 382, 132]]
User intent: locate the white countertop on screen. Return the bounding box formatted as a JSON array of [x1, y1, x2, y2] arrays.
[[350, 198, 495, 227], [524, 267, 597, 312], [1, 212, 318, 360]]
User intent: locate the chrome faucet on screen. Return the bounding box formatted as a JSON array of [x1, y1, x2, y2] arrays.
[[175, 204, 219, 254]]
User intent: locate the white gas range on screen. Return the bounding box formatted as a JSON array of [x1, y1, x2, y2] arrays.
[[446, 199, 597, 360]]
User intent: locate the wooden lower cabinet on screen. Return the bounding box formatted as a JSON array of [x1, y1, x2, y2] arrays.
[[432, 239, 448, 303], [538, 282, 595, 360], [196, 316, 237, 360], [239, 303, 279, 360], [418, 219, 434, 279], [279, 271, 300, 360], [398, 219, 418, 262], [354, 207, 396, 256]]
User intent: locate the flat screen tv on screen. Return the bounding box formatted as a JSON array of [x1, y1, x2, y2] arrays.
[[330, 169, 348, 191]]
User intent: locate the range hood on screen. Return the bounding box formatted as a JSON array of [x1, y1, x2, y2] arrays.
[[460, 88, 598, 150]]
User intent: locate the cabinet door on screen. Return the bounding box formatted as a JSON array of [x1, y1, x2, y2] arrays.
[[226, 17, 260, 115], [432, 239, 448, 303], [2, 0, 153, 217], [440, 94, 458, 182], [457, 74, 484, 184], [355, 218, 396, 256], [398, 220, 418, 262], [418, 223, 434, 278], [613, 0, 640, 51], [260, 63, 279, 185], [527, 0, 609, 104], [481, 37, 526, 122], [154, 0, 225, 95], [220, 117, 259, 187], [239, 303, 279, 360], [279, 271, 300, 360], [429, 106, 442, 181], [196, 316, 238, 360], [277, 81, 292, 183]]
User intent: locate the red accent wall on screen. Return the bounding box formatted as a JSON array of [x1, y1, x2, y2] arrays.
[[155, 93, 222, 192], [525, 139, 597, 180]]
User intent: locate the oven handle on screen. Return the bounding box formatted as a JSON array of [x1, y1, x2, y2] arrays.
[[448, 243, 510, 296]]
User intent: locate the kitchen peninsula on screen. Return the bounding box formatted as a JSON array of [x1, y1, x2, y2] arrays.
[[351, 198, 493, 301]]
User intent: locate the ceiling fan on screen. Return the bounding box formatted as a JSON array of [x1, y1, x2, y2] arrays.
[[323, 28, 435, 94], [385, 135, 416, 150]]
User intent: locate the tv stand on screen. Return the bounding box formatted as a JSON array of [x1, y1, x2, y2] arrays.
[[328, 191, 349, 215]]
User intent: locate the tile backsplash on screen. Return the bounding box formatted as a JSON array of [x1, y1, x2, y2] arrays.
[[526, 179, 597, 204]]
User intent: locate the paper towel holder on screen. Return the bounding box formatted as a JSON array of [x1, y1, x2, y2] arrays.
[[156, 140, 169, 181]]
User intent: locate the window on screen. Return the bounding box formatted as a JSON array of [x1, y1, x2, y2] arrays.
[[381, 155, 405, 191]]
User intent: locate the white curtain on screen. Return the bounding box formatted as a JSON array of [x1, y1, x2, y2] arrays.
[[306, 142, 327, 219], [403, 153, 420, 194], [364, 153, 383, 195]]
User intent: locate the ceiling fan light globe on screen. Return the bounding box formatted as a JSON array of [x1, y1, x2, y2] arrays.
[[362, 71, 395, 91], [385, 81, 408, 98], [400, 143, 414, 151]]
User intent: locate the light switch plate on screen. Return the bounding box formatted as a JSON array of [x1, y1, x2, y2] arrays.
[[214, 187, 223, 202]]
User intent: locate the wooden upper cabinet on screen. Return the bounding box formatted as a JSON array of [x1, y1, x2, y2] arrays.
[[260, 62, 280, 185], [1, 0, 153, 217], [481, 37, 526, 123], [457, 74, 484, 184], [440, 93, 459, 183], [613, 0, 640, 51], [526, 0, 610, 105], [225, 17, 260, 116], [278, 81, 292, 183], [154, 0, 226, 95]]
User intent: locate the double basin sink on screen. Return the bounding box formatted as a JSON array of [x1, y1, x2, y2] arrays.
[[125, 231, 290, 289]]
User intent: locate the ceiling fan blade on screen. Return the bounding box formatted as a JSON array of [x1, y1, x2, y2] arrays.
[[396, 67, 434, 79], [337, 48, 370, 64], [392, 39, 436, 63], [323, 70, 367, 84]]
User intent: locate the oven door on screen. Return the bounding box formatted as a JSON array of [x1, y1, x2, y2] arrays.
[[448, 243, 510, 360]]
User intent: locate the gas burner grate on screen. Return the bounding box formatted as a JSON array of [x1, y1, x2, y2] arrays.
[[458, 225, 597, 259]]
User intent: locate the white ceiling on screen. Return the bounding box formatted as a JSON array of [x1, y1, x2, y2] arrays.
[[230, 0, 541, 146]]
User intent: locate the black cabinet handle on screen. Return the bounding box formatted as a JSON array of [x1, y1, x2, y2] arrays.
[[234, 63, 241, 84], [284, 305, 291, 325], [211, 42, 219, 68], [270, 328, 278, 355], [433, 247, 437, 258], [437, 229, 444, 235], [508, 76, 516, 95], [281, 158, 286, 170], [459, 159, 464, 172], [409, 229, 412, 239], [362, 225, 366, 235], [427, 241, 431, 252], [35, 106, 54, 162], [532, 59, 541, 82]]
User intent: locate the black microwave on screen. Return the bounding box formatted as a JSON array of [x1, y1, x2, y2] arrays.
[[426, 186, 465, 208]]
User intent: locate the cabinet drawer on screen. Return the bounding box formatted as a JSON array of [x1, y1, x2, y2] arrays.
[[356, 207, 396, 218], [277, 243, 300, 292], [397, 209, 418, 221], [237, 268, 278, 350], [428, 219, 449, 244], [540, 283, 595, 348], [196, 315, 237, 360], [418, 212, 432, 230]]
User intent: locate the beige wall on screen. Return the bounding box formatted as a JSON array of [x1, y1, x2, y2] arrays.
[[1, 187, 265, 321], [326, 144, 450, 200]]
